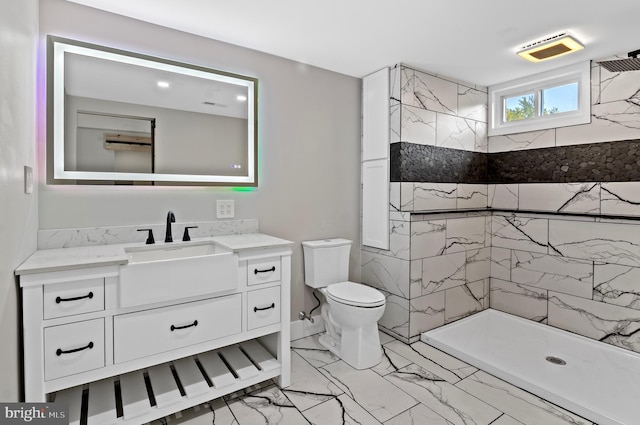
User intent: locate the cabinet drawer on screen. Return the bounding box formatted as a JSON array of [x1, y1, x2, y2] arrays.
[[44, 318, 105, 381], [43, 278, 104, 320], [247, 257, 281, 286], [247, 286, 281, 330], [113, 294, 241, 364]]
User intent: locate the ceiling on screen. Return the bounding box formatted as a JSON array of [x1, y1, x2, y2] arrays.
[[65, 0, 640, 87]]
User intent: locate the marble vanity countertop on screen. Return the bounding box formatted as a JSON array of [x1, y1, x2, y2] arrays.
[[15, 233, 293, 275]]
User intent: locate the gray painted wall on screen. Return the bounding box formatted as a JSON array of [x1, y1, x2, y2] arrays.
[[38, 0, 362, 326], [0, 0, 39, 401]]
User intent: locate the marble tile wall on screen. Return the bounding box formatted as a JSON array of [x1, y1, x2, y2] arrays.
[[362, 209, 491, 343], [490, 211, 640, 354], [365, 59, 640, 354]]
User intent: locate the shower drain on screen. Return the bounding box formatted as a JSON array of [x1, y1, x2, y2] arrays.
[[545, 356, 567, 365]]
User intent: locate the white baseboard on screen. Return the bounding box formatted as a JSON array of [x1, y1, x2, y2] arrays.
[[290, 314, 324, 341]]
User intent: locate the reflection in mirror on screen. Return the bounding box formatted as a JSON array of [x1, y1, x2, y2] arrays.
[[48, 36, 258, 186]]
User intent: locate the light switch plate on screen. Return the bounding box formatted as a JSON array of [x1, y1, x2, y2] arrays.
[[216, 200, 235, 218], [24, 166, 33, 194]]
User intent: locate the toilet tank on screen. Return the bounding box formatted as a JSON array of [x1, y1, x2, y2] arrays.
[[302, 238, 352, 288]]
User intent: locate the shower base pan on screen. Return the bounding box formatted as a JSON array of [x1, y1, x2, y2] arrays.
[[421, 309, 640, 425]]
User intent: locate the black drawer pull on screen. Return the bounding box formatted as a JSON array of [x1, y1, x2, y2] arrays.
[[56, 341, 94, 356], [254, 303, 275, 313], [254, 266, 276, 274], [171, 320, 198, 332], [56, 292, 94, 304]]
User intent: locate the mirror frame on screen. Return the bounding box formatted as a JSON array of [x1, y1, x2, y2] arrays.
[[47, 35, 258, 186]]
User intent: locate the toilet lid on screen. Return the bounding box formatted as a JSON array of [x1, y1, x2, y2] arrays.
[[325, 282, 385, 307]]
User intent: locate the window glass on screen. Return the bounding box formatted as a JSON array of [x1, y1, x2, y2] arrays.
[[541, 82, 578, 115], [504, 93, 536, 122]]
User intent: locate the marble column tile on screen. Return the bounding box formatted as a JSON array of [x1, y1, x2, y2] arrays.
[[385, 340, 477, 384], [226, 385, 308, 425], [283, 351, 344, 411], [445, 216, 486, 254], [389, 182, 400, 212], [400, 182, 415, 211], [409, 291, 446, 337], [385, 403, 453, 425], [490, 279, 548, 322], [487, 129, 555, 153], [511, 250, 593, 298], [491, 247, 512, 281], [320, 361, 418, 422], [361, 251, 410, 298], [475, 122, 488, 153], [389, 64, 401, 105], [599, 61, 640, 104], [518, 183, 600, 214], [457, 184, 488, 209], [491, 214, 548, 254], [390, 103, 401, 143], [594, 263, 640, 310], [410, 259, 423, 299], [400, 66, 417, 107], [456, 371, 592, 425], [436, 114, 476, 151], [548, 219, 640, 266], [458, 86, 488, 122], [413, 183, 457, 211], [548, 291, 640, 353], [302, 393, 383, 425], [401, 105, 437, 145], [413, 70, 458, 115], [385, 364, 501, 425], [444, 281, 486, 324], [388, 220, 411, 260], [378, 290, 410, 340], [291, 334, 340, 369], [488, 184, 519, 210], [556, 100, 640, 146], [410, 219, 447, 259], [591, 61, 601, 106], [601, 182, 640, 216], [421, 252, 466, 295], [466, 247, 491, 283]]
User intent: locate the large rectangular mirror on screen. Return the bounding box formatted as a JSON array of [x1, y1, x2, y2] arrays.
[[47, 36, 258, 186]]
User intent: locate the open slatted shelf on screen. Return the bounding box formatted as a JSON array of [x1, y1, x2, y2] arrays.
[[54, 340, 280, 425]]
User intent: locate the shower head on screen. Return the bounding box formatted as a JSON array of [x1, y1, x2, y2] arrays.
[[598, 49, 640, 72]]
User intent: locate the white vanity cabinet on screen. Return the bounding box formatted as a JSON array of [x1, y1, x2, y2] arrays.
[[18, 235, 291, 425]]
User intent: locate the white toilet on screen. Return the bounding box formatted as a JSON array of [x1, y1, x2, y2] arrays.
[[302, 238, 386, 369]]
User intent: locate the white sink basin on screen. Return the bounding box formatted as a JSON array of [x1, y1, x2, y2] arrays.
[[119, 242, 238, 308]]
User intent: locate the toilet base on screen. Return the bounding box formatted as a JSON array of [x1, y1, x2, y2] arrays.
[[318, 323, 382, 370]]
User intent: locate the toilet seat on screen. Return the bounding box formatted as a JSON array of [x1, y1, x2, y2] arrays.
[[325, 282, 385, 308]]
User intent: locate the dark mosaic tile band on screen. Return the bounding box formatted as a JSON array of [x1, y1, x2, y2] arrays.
[[390, 142, 487, 183], [391, 140, 640, 183]]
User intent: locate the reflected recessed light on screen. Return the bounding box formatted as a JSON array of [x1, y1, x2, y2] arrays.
[[157, 81, 170, 88], [236, 95, 247, 101], [517, 32, 584, 62]]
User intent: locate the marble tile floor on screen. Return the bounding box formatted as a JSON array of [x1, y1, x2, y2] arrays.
[[151, 331, 595, 425]]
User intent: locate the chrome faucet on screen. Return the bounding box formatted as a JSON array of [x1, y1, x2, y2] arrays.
[[165, 211, 176, 242]]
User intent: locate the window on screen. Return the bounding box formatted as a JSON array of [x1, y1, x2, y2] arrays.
[[488, 61, 590, 136]]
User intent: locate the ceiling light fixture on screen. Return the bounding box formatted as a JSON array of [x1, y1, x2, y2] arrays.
[[517, 32, 584, 62], [157, 81, 170, 88], [237, 95, 247, 102]]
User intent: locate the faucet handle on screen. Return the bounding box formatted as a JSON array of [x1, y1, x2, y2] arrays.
[[137, 228, 155, 245], [182, 226, 198, 242]]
